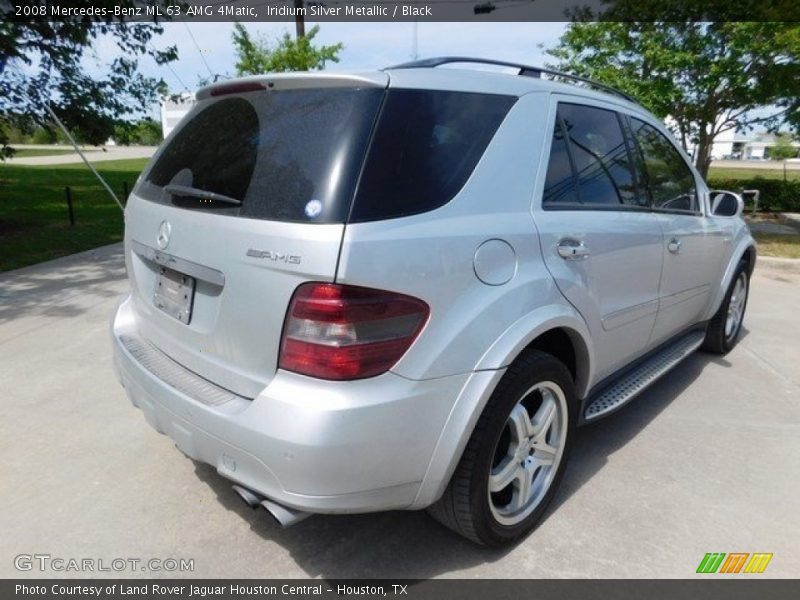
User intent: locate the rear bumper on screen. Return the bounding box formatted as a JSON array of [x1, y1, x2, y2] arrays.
[[111, 295, 470, 513]]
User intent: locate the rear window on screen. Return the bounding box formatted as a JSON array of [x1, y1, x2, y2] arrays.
[[350, 90, 516, 222], [136, 88, 383, 223]]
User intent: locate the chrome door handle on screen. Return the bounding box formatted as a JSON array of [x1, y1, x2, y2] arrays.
[[557, 239, 590, 260], [667, 238, 682, 254]]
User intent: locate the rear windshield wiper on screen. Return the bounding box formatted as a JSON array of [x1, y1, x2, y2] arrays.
[[165, 184, 242, 207]]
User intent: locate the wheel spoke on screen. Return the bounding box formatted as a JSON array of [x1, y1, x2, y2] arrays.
[[511, 461, 536, 510], [490, 457, 521, 492], [508, 404, 534, 442], [531, 394, 557, 438], [530, 439, 558, 463]]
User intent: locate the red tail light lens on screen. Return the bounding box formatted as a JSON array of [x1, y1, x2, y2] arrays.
[[279, 283, 430, 380]]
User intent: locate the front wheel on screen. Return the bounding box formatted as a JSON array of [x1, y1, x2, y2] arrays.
[[427, 350, 575, 546], [702, 263, 750, 355]]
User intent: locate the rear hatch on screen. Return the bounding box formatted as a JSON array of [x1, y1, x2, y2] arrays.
[[124, 74, 387, 398]]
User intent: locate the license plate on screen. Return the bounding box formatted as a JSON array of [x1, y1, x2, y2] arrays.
[[154, 267, 196, 324]]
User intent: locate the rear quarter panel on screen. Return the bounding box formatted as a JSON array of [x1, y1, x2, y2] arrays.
[[336, 93, 589, 383]]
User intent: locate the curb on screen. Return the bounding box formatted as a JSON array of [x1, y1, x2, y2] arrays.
[[756, 256, 800, 274]]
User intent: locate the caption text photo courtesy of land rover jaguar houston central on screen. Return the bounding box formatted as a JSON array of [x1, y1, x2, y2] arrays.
[[111, 57, 756, 546]]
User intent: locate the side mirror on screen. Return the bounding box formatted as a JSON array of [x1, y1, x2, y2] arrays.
[[710, 191, 744, 217]]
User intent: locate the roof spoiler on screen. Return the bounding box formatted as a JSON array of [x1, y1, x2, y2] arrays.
[[195, 72, 389, 100]]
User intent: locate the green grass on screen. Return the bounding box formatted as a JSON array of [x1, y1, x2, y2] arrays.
[[752, 232, 800, 259], [0, 158, 148, 272], [708, 167, 800, 181], [10, 148, 78, 158]]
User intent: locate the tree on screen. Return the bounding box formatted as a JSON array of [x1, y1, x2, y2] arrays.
[[770, 133, 798, 160], [232, 23, 343, 75], [547, 22, 800, 178], [113, 118, 163, 146], [0, 1, 181, 159]]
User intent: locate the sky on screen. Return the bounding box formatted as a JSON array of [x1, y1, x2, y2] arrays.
[[89, 21, 569, 116]]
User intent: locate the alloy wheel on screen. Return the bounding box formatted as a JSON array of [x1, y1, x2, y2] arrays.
[[488, 381, 568, 526]]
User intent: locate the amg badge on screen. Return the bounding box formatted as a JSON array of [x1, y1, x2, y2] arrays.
[[246, 249, 301, 264]]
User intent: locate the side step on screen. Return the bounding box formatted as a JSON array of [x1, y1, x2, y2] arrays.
[[584, 330, 706, 422]]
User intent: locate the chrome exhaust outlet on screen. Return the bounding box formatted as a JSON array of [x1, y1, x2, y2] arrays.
[[232, 484, 264, 508], [232, 484, 310, 526], [260, 498, 311, 527]]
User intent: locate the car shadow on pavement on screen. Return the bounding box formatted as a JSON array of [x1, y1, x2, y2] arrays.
[[550, 348, 725, 515], [192, 344, 731, 578], [193, 464, 513, 579]]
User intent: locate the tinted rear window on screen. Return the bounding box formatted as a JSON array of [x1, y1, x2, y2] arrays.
[[557, 103, 640, 207], [136, 88, 383, 223], [349, 90, 516, 222]]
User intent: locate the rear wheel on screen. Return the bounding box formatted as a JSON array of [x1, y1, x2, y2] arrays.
[[427, 350, 575, 546], [702, 262, 749, 355]]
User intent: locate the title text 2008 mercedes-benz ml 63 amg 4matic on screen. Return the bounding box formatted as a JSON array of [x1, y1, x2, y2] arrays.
[[112, 57, 755, 545]]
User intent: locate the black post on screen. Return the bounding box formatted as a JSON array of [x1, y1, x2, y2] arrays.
[[65, 186, 75, 226], [123, 181, 129, 204], [294, 0, 305, 38]]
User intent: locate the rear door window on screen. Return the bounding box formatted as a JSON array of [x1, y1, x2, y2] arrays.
[[136, 88, 383, 223], [629, 118, 698, 213], [542, 116, 580, 206], [349, 90, 516, 222], [556, 103, 641, 208]]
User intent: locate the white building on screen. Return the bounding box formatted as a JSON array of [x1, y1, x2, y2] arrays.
[[710, 129, 800, 160], [160, 93, 195, 139], [664, 116, 798, 161]]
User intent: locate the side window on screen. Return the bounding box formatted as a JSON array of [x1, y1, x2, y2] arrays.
[[558, 103, 642, 207], [350, 90, 516, 222], [630, 118, 698, 213], [542, 116, 580, 205]]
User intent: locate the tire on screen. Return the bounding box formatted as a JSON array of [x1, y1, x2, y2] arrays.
[[427, 349, 576, 546], [702, 261, 750, 355]]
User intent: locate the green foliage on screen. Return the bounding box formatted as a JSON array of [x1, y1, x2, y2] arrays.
[[706, 177, 800, 212], [0, 1, 180, 158], [769, 134, 799, 161], [113, 118, 162, 146], [547, 22, 800, 178], [232, 23, 343, 75], [31, 127, 57, 145]]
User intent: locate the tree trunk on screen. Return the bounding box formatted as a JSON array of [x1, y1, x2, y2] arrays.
[[694, 130, 713, 180]]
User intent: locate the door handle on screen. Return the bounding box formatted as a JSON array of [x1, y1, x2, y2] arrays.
[[557, 239, 590, 260], [667, 238, 682, 254]]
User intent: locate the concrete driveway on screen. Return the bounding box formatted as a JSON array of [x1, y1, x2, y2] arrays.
[[1, 244, 798, 578]]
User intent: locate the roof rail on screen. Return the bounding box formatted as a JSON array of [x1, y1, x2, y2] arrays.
[[388, 56, 639, 105]]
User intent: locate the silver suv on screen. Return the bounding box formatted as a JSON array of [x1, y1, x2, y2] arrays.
[[112, 57, 756, 546]]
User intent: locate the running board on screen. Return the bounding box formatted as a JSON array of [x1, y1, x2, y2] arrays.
[[584, 331, 706, 422]]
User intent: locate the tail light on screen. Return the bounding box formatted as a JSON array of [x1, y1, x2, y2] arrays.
[[279, 283, 430, 380]]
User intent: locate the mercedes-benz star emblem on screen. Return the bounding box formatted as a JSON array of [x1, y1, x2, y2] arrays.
[[156, 220, 171, 250]]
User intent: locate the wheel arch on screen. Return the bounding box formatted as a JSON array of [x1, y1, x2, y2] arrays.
[[705, 237, 757, 321], [412, 308, 593, 509], [475, 306, 594, 398]]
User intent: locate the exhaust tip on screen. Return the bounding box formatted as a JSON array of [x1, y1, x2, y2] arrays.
[[232, 484, 263, 508], [261, 498, 311, 527]]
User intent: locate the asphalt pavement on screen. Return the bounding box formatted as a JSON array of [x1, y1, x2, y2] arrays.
[[1, 244, 798, 578]]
